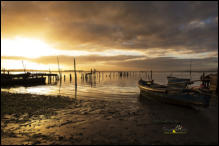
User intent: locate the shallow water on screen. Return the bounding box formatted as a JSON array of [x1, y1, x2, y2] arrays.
[[1, 71, 218, 145], [2, 71, 214, 101]]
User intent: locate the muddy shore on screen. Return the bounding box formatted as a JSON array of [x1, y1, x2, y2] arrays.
[[1, 92, 218, 145]]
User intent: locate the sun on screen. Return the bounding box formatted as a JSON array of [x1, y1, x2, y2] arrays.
[[1, 36, 57, 58]]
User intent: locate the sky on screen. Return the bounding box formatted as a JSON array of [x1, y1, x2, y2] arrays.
[[1, 1, 218, 71]]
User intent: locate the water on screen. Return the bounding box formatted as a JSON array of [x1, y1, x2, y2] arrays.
[[1, 71, 214, 101], [2, 71, 218, 145]]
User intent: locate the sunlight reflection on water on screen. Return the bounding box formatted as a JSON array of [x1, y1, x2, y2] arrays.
[[2, 71, 214, 102]]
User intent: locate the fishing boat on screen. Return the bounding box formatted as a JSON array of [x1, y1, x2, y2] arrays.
[[167, 76, 190, 83], [138, 79, 211, 107], [166, 60, 193, 88], [167, 76, 191, 88], [1, 73, 46, 87]]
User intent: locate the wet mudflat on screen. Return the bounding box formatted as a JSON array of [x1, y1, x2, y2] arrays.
[[1, 92, 218, 145]]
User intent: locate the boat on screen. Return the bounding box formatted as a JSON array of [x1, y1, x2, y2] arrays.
[[167, 76, 191, 88], [167, 76, 190, 83], [138, 79, 211, 107], [1, 72, 46, 87]]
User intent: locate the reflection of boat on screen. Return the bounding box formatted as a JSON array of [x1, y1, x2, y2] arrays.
[[138, 79, 210, 107], [1, 73, 46, 87]]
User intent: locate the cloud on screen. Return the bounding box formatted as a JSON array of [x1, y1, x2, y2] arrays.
[[1, 55, 217, 71], [110, 57, 218, 71], [1, 55, 144, 65], [2, 2, 218, 52], [1, 1, 218, 71]]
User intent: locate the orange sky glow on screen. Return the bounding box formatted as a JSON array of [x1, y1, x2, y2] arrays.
[[1, 1, 218, 71]]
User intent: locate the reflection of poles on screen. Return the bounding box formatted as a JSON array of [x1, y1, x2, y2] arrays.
[[102, 72, 104, 80], [145, 71, 147, 80], [58, 79, 62, 94], [74, 58, 77, 99], [75, 83, 77, 100], [70, 74, 72, 82]]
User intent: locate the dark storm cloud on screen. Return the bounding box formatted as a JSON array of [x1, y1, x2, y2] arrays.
[[1, 1, 218, 71], [110, 57, 218, 71], [1, 1, 218, 53]]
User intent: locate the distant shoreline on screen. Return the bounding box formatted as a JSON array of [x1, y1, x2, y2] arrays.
[[1, 69, 218, 73]]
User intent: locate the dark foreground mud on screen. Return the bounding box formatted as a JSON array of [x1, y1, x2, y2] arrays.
[[1, 92, 218, 145]]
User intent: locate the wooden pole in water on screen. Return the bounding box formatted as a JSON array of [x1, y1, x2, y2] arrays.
[[190, 60, 192, 80], [151, 70, 152, 81], [70, 74, 72, 82], [145, 71, 147, 80], [74, 58, 77, 85], [22, 60, 26, 73], [49, 67, 51, 83], [57, 56, 61, 80], [74, 58, 77, 99]]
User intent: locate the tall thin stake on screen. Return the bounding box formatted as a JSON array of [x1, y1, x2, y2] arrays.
[[57, 56, 61, 79], [49, 66, 51, 83], [22, 60, 26, 73], [190, 60, 192, 80], [74, 58, 77, 99], [74, 58, 77, 85]]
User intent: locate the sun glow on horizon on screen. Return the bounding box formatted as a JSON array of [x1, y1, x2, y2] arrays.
[[1, 36, 145, 71], [1, 59, 71, 71], [1, 36, 145, 58], [1, 37, 60, 58]]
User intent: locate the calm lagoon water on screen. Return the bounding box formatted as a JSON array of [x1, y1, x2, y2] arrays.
[[2, 71, 214, 102], [2, 71, 218, 145]]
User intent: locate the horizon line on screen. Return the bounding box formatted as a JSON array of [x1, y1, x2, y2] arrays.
[[1, 69, 218, 73]]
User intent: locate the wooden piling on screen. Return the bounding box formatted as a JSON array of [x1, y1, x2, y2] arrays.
[[48, 68, 52, 84], [74, 58, 77, 99], [190, 60, 192, 79], [57, 56, 61, 80], [22, 60, 26, 73], [70, 74, 72, 82]]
